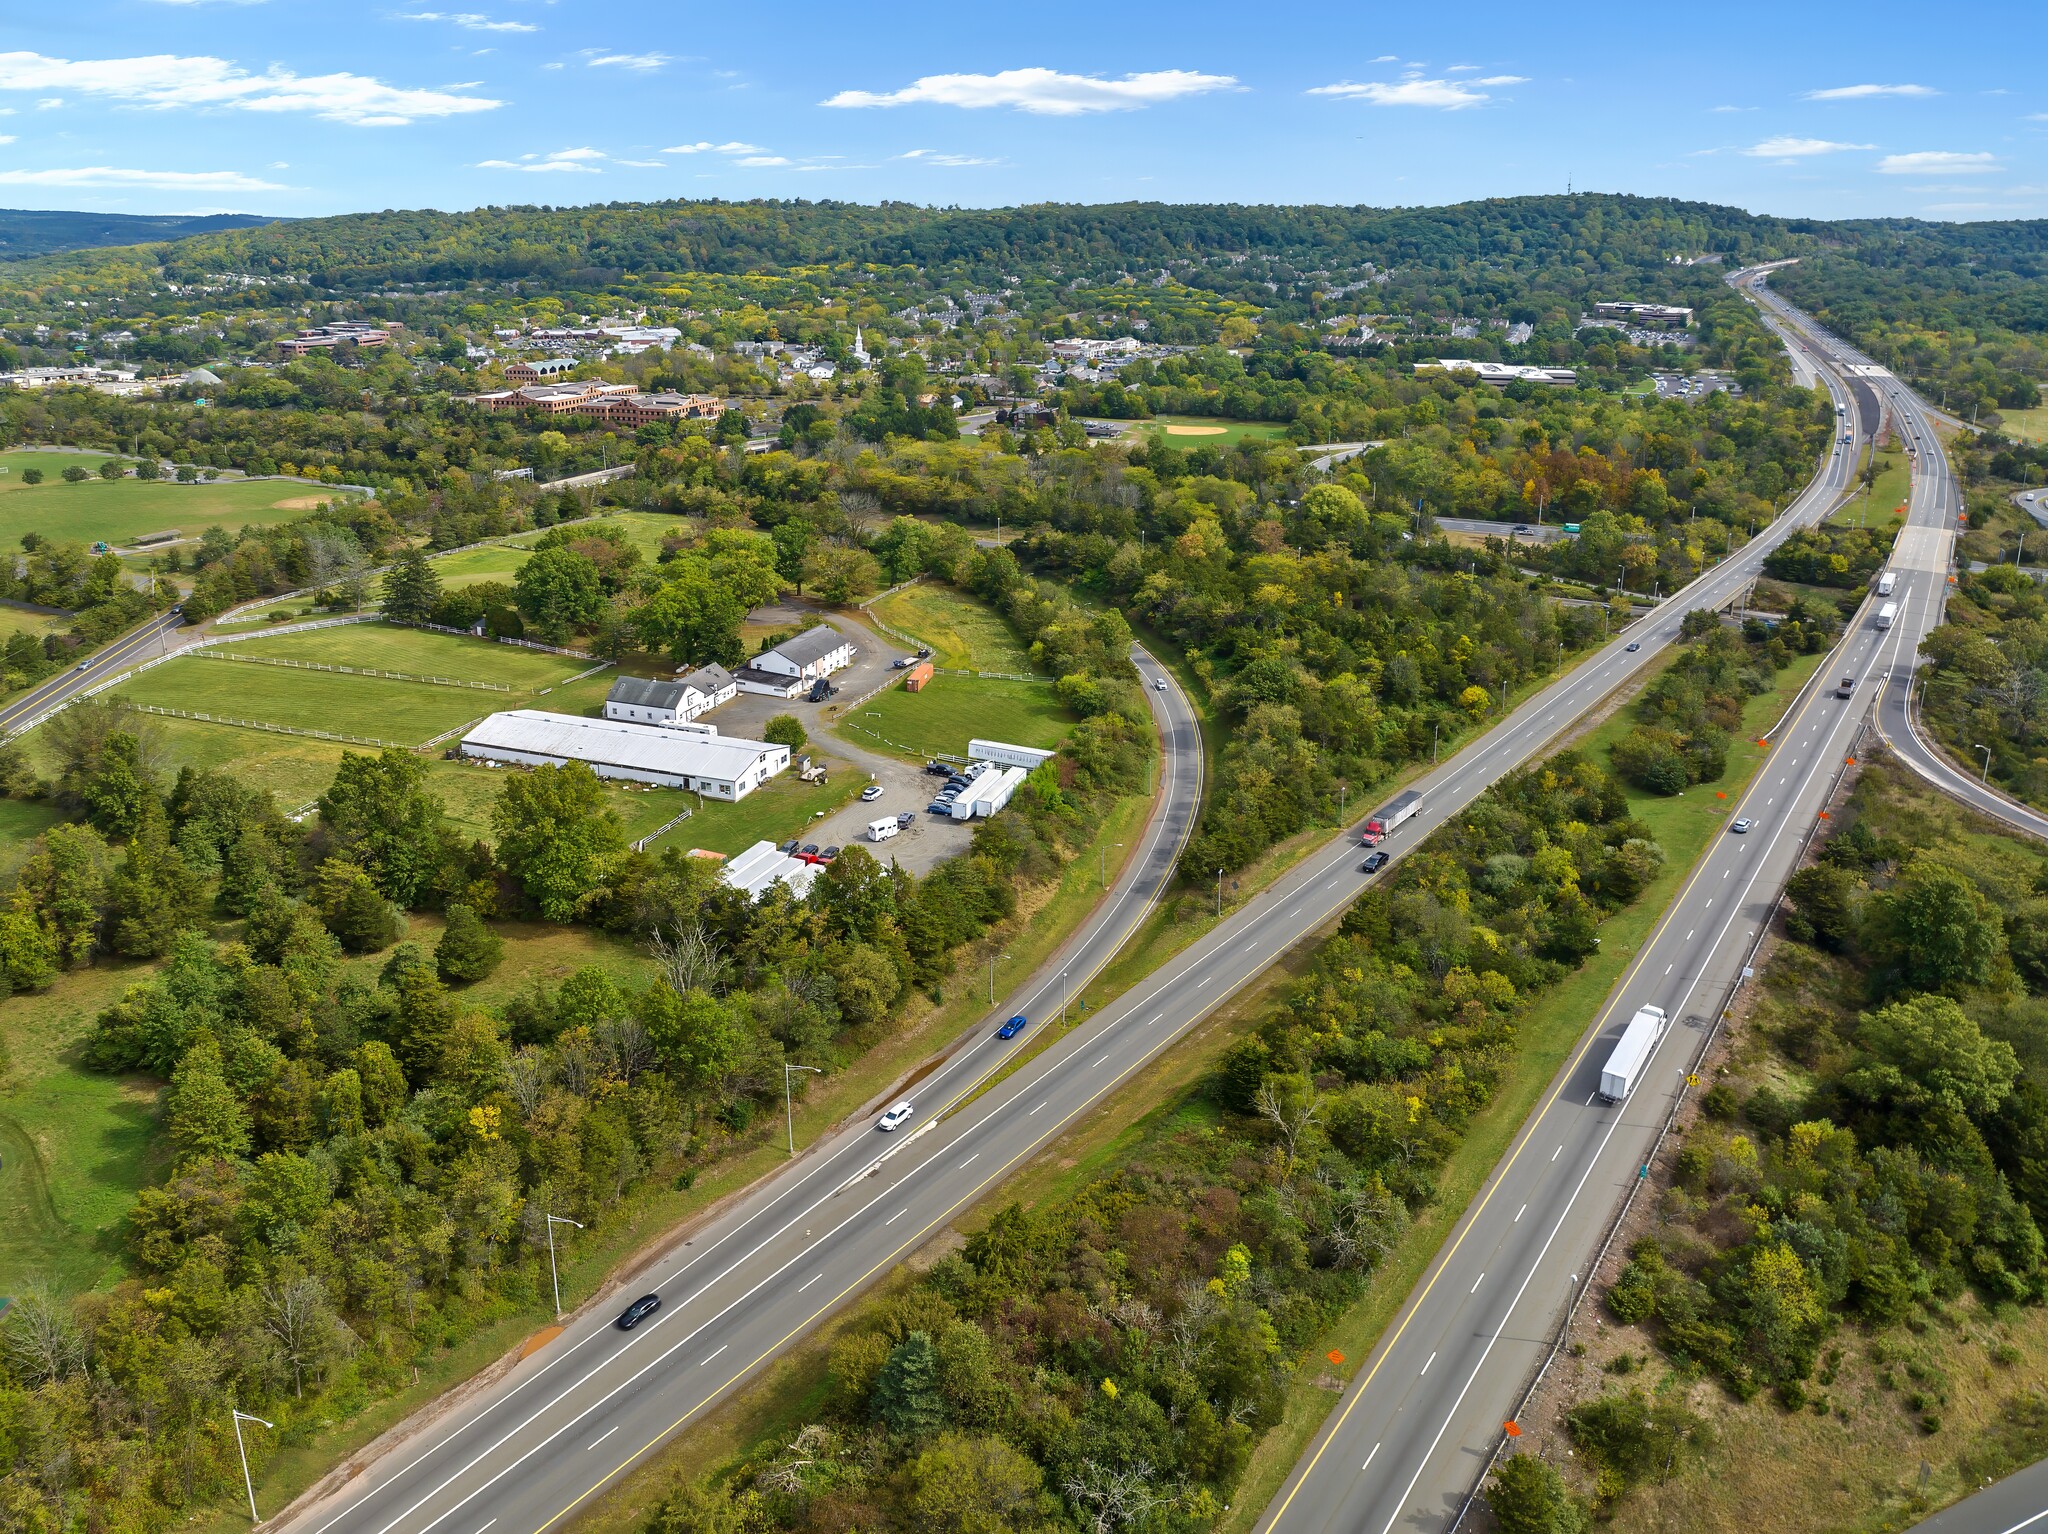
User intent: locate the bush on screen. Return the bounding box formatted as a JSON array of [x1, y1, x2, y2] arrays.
[[62, 465, 90, 483], [762, 713, 807, 751], [21, 467, 43, 485], [435, 902, 504, 983], [1487, 1454, 1588, 1534]]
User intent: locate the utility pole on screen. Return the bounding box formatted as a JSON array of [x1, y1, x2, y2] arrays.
[[988, 950, 1010, 1005], [1215, 868, 1223, 919], [783, 1063, 822, 1156], [231, 1411, 273, 1522], [1099, 842, 1123, 889], [543, 1212, 583, 1320]]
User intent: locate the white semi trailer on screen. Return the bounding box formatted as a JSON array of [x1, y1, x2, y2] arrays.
[[1598, 1004, 1669, 1103]]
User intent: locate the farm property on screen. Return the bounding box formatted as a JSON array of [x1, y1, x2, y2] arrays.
[[865, 582, 1039, 673], [222, 621, 593, 690], [117, 655, 492, 745], [835, 671, 1071, 762]]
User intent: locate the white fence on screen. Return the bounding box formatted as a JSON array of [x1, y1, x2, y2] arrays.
[[192, 649, 512, 691], [117, 702, 411, 750], [631, 805, 695, 852]]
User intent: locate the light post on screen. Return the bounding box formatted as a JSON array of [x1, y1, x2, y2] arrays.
[[1976, 743, 1993, 784], [1099, 842, 1123, 889], [230, 1410, 273, 1522], [1432, 719, 1441, 764], [1058, 967, 1073, 1026], [988, 950, 1010, 1005], [1215, 868, 1223, 919], [543, 1211, 583, 1321], [783, 1063, 823, 1157]]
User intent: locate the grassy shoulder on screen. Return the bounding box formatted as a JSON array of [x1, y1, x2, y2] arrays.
[[865, 582, 1037, 673]]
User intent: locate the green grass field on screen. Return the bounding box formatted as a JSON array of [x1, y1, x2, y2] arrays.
[[0, 798, 63, 881], [428, 542, 533, 590], [1830, 450, 1910, 527], [833, 672, 1072, 761], [0, 605, 63, 643], [223, 622, 590, 689], [646, 771, 862, 857], [1999, 405, 2048, 445], [119, 657, 491, 746], [865, 583, 1038, 673], [0, 961, 164, 1300], [0, 458, 347, 549], [1136, 415, 1292, 449]]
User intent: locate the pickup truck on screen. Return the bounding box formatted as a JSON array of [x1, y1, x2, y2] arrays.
[[1836, 676, 1855, 699]]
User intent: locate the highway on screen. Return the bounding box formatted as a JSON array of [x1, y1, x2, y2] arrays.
[[1248, 272, 2005, 1534], [1907, 1456, 2048, 1534], [0, 607, 186, 738], [269, 275, 1866, 1534]]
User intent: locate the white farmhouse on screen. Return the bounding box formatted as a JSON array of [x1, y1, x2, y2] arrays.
[[734, 625, 855, 698], [603, 665, 737, 726]]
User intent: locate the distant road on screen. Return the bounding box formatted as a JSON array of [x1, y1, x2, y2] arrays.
[[0, 609, 187, 738], [1907, 1458, 2048, 1534], [1434, 517, 1566, 545]]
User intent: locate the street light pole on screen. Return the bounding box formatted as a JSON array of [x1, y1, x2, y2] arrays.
[[783, 1063, 823, 1156], [1058, 968, 1072, 1026], [230, 1410, 273, 1522], [988, 950, 1010, 1005], [1976, 743, 1993, 784], [1099, 841, 1123, 888], [1215, 868, 1223, 919], [543, 1212, 583, 1321]]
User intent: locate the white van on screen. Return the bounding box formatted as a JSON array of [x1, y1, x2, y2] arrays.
[[867, 817, 899, 843]]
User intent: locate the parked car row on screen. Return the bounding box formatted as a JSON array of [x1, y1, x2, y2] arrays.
[[779, 840, 840, 864]]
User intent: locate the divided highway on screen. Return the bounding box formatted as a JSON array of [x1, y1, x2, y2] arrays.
[[272, 276, 1868, 1534], [1250, 274, 1990, 1534]]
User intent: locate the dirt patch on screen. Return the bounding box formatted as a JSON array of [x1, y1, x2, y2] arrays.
[[907, 1228, 964, 1273], [270, 494, 341, 510], [1163, 425, 1227, 437], [517, 1325, 564, 1360]]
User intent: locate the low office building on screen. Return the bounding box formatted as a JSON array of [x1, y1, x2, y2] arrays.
[[505, 357, 580, 383], [279, 322, 390, 358], [459, 710, 788, 799], [734, 624, 855, 696], [467, 381, 637, 414], [721, 840, 820, 902], [1414, 359, 1577, 386], [591, 391, 722, 427], [1593, 302, 1694, 329]]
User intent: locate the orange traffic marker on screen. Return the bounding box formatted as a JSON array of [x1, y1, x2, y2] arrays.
[[1504, 1421, 1523, 1438]]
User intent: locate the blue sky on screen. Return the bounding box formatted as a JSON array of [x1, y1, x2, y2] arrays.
[[3, 0, 2044, 221]]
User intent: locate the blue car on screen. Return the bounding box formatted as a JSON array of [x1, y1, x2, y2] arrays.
[[997, 1014, 1029, 1039]]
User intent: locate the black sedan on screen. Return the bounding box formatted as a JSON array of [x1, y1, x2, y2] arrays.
[[616, 1293, 661, 1330]]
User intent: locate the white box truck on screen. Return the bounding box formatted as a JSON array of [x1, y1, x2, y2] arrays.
[[1875, 601, 1897, 630], [867, 817, 899, 843], [1598, 1004, 1668, 1103], [1876, 571, 1897, 597]]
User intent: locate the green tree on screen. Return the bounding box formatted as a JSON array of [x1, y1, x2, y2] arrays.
[[318, 749, 448, 907], [905, 1433, 1042, 1534], [166, 1038, 252, 1162], [99, 460, 124, 480], [81, 731, 157, 838], [1848, 992, 2020, 1118], [631, 562, 746, 669], [802, 545, 882, 607], [871, 1330, 946, 1438], [1486, 1454, 1588, 1534], [490, 762, 625, 922], [380, 544, 443, 625], [1785, 863, 1858, 950], [1861, 858, 2004, 994], [0, 886, 60, 993], [513, 544, 604, 642], [435, 901, 504, 982], [314, 857, 403, 953], [640, 983, 742, 1096], [386, 945, 457, 1077], [761, 714, 806, 751], [104, 803, 203, 958]]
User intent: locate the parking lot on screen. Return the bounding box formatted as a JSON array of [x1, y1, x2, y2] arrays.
[[1651, 369, 1738, 400]]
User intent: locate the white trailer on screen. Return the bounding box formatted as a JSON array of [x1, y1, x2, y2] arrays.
[[1598, 1004, 1669, 1103], [971, 765, 1028, 818], [1875, 601, 1897, 630], [969, 738, 1057, 771], [867, 817, 899, 843], [949, 765, 1002, 820], [1876, 571, 1897, 597]]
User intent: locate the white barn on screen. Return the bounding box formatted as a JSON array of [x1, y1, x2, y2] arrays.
[[604, 665, 737, 726], [734, 625, 855, 696], [460, 711, 788, 799]]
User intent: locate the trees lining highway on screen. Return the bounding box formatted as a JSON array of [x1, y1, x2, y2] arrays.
[[261, 276, 1881, 1534]]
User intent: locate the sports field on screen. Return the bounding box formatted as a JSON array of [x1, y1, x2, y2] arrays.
[[2000, 405, 2048, 445], [0, 454, 348, 548], [835, 672, 1071, 761], [866, 582, 1038, 673], [1136, 415, 1292, 448]]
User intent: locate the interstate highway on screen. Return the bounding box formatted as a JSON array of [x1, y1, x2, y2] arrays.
[[272, 281, 1865, 1534], [1248, 279, 1988, 1534]]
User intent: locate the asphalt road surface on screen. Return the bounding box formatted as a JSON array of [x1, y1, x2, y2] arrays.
[[1434, 517, 1567, 545], [0, 608, 185, 738], [1249, 269, 2010, 1534], [271, 274, 1867, 1534], [1908, 1456, 2048, 1534]]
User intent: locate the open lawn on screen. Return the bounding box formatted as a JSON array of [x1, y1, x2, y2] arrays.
[[0, 605, 63, 643], [866, 582, 1038, 672], [1830, 450, 1910, 527], [119, 657, 493, 745], [0, 961, 164, 1300], [1999, 405, 2048, 445], [0, 461, 352, 550], [832, 672, 1072, 761], [1135, 414, 1292, 448], [645, 770, 861, 857], [428, 541, 533, 590], [0, 798, 63, 881], [223, 621, 591, 690]]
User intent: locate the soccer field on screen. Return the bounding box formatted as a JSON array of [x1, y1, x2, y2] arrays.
[[0, 455, 347, 548]]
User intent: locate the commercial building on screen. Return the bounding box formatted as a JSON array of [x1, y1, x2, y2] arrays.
[[1593, 302, 1694, 329], [467, 381, 637, 414], [603, 665, 737, 726], [1414, 359, 1577, 387], [721, 840, 820, 902], [969, 739, 1057, 771], [504, 357, 580, 383], [594, 391, 721, 427], [459, 710, 789, 798], [279, 322, 390, 358], [734, 625, 856, 697]]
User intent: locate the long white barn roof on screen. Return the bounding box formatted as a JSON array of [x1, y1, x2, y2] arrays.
[[461, 710, 782, 779]]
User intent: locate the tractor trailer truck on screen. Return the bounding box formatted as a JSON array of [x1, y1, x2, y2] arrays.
[[1598, 1004, 1669, 1103], [1362, 790, 1425, 844]]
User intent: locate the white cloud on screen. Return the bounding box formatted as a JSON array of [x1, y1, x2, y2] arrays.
[[662, 139, 763, 154], [1309, 74, 1518, 108], [898, 149, 1000, 165], [0, 136, 14, 146], [0, 50, 500, 125], [36, 98, 63, 110], [821, 67, 1238, 115], [585, 52, 668, 70], [1878, 150, 1999, 174], [1709, 105, 1752, 113], [612, 158, 665, 168], [1370, 54, 1398, 63], [1740, 136, 1874, 157], [478, 145, 607, 172], [0, 165, 287, 190], [401, 11, 538, 32], [1805, 83, 1937, 100], [735, 154, 790, 166]]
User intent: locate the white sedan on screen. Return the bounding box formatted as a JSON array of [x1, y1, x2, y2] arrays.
[[876, 1102, 915, 1132]]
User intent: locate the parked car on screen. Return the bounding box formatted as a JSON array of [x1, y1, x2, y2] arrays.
[[820, 846, 840, 862], [807, 678, 831, 702], [927, 801, 950, 814], [778, 839, 800, 855], [893, 656, 915, 669], [925, 760, 952, 776], [1360, 851, 1389, 874], [615, 1294, 662, 1330], [997, 1014, 1029, 1039], [800, 843, 820, 859], [860, 784, 884, 802], [876, 1102, 915, 1132]]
